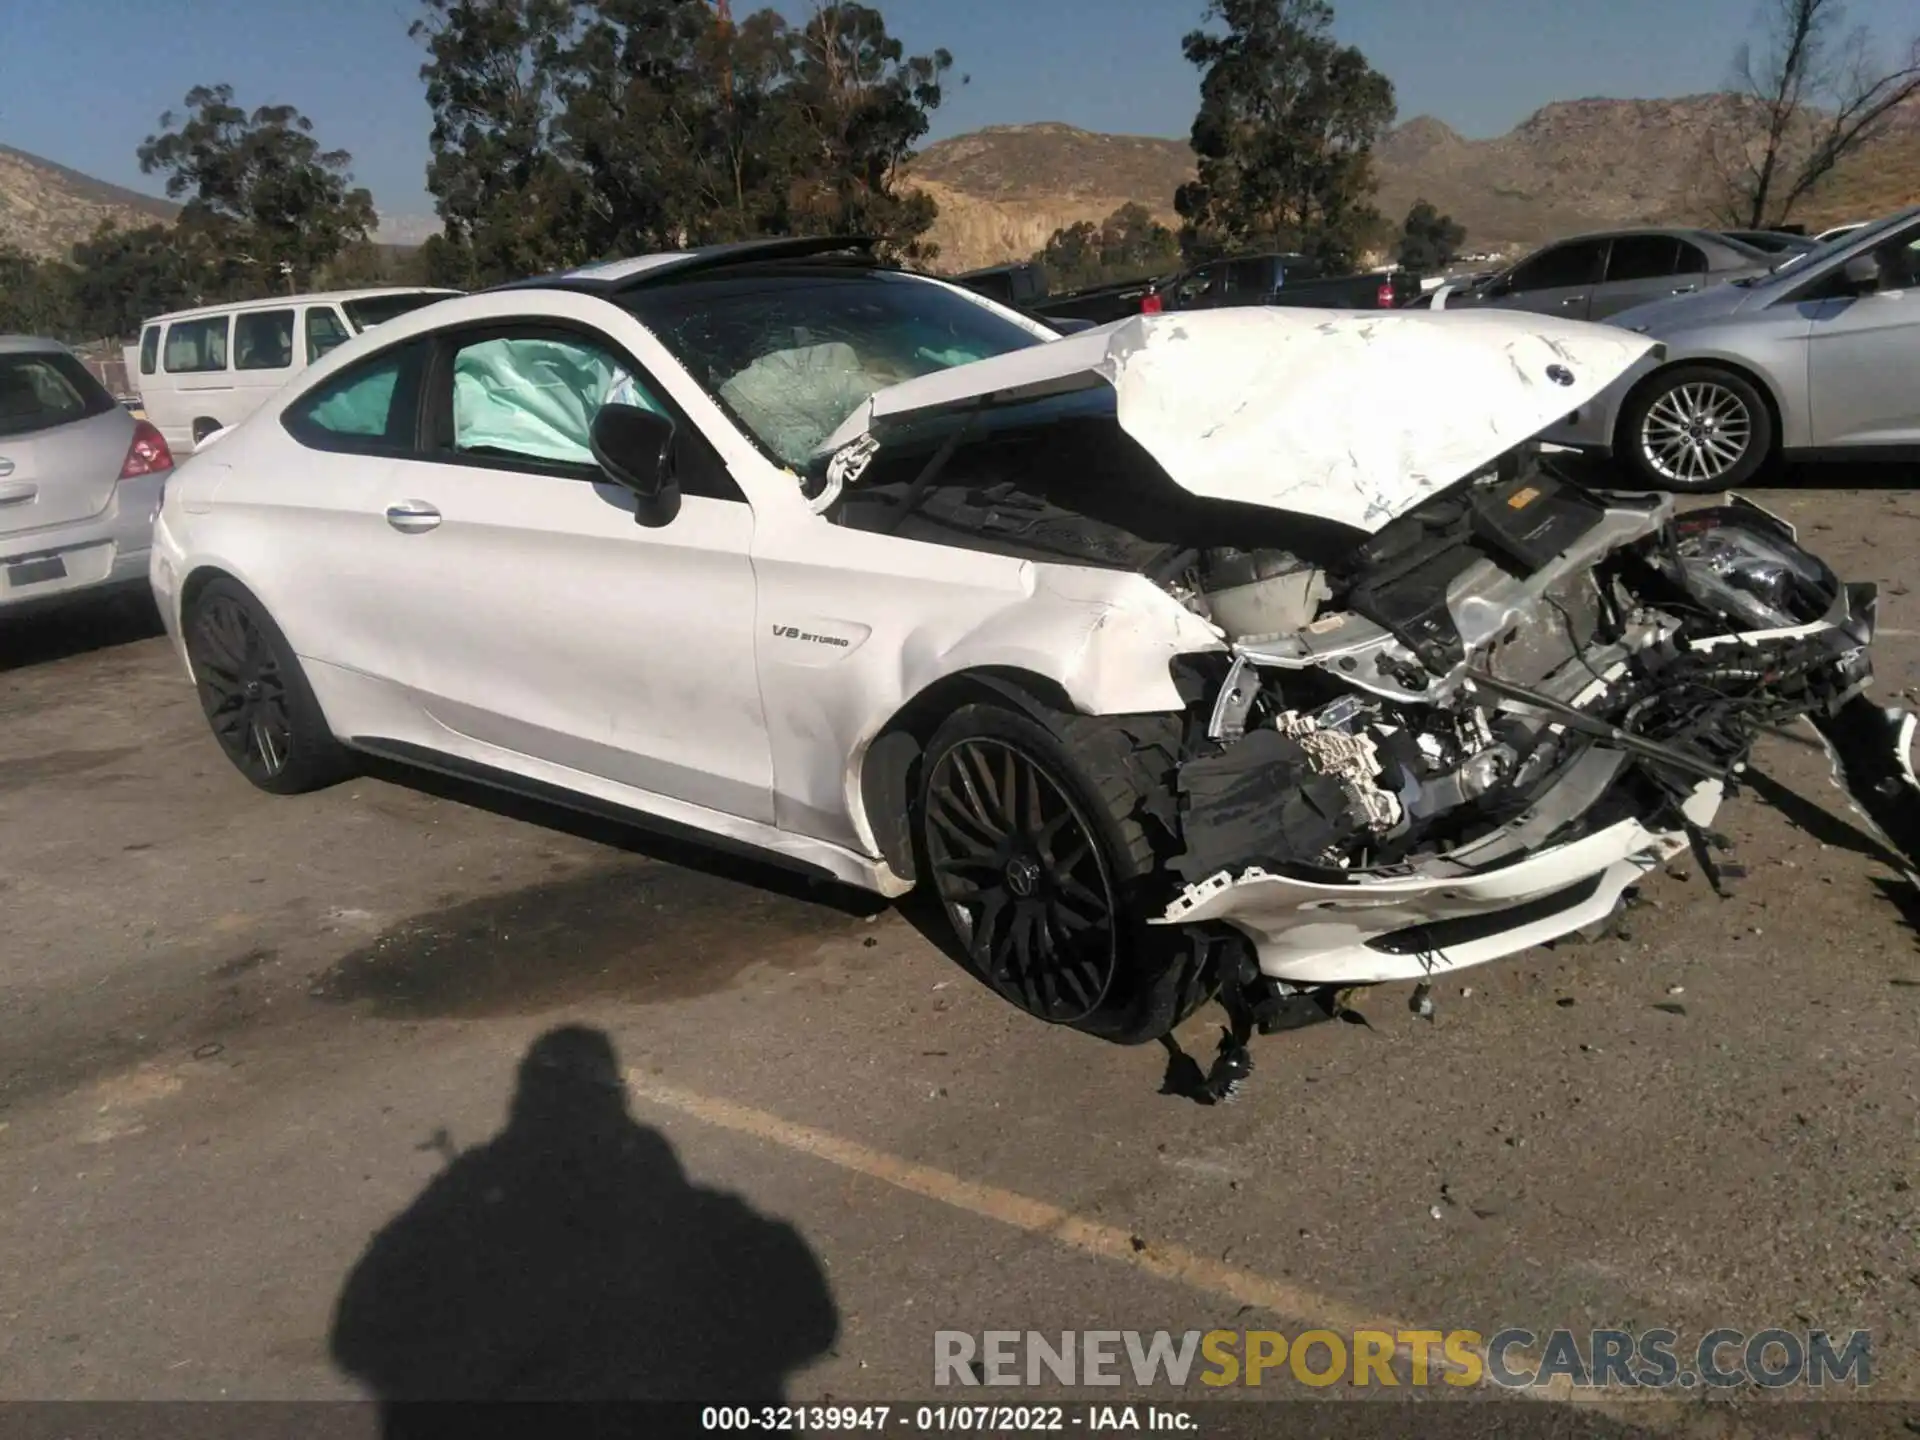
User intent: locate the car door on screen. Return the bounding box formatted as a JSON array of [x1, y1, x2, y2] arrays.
[[365, 320, 773, 823], [230, 307, 299, 422], [1229, 257, 1276, 304], [1805, 224, 1920, 447], [157, 314, 233, 452], [223, 336, 437, 682], [1590, 235, 1703, 320], [1478, 239, 1609, 319]]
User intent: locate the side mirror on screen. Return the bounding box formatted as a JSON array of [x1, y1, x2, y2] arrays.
[[1842, 253, 1883, 295], [589, 403, 681, 528]]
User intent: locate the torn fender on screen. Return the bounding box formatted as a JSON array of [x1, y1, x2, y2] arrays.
[[816, 309, 1657, 533]]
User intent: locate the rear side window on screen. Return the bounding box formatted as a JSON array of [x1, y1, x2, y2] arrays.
[[0, 352, 117, 438], [306, 307, 352, 364], [283, 339, 429, 453], [235, 310, 296, 371], [431, 324, 739, 500], [164, 317, 230, 373], [139, 327, 160, 375], [1604, 236, 1680, 282], [1510, 240, 1607, 291], [1229, 259, 1270, 295]]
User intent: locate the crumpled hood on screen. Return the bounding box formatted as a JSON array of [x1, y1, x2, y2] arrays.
[[818, 308, 1657, 533]]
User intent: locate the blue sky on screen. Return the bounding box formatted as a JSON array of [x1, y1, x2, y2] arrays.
[[3, 0, 1915, 221]]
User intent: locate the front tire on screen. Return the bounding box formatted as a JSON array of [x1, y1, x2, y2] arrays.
[[185, 577, 351, 794], [1618, 364, 1774, 492], [913, 701, 1221, 1044]]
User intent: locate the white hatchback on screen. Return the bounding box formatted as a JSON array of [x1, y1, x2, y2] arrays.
[[148, 238, 1919, 1047]]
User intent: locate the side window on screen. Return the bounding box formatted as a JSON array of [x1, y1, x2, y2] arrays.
[[1510, 241, 1606, 292], [449, 334, 657, 466], [1174, 267, 1216, 305], [234, 309, 296, 371], [1673, 242, 1709, 275], [283, 340, 429, 452], [306, 307, 352, 364], [1604, 236, 1681, 282], [139, 327, 159, 376], [1229, 259, 1270, 296], [163, 316, 230, 373], [437, 328, 740, 501]]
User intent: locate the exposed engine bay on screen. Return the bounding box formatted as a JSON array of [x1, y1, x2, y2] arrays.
[[820, 398, 1919, 962]]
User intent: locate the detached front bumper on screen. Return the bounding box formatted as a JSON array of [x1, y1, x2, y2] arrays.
[[1154, 764, 1721, 986]]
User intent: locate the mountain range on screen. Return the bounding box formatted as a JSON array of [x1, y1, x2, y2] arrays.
[[6, 96, 1918, 276], [909, 99, 1920, 270]]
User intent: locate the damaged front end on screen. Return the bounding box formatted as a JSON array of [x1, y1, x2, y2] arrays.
[[1154, 458, 1915, 992], [813, 309, 1919, 1049]]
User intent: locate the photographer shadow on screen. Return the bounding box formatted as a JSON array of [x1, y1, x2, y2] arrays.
[[329, 1025, 838, 1429]]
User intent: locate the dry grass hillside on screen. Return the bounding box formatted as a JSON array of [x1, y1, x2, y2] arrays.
[[913, 100, 1920, 271], [911, 124, 1189, 271], [0, 145, 176, 256]]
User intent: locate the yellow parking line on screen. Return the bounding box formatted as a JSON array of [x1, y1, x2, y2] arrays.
[[624, 1070, 1668, 1422]]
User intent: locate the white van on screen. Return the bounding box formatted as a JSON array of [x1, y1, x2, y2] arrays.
[[133, 288, 459, 453]]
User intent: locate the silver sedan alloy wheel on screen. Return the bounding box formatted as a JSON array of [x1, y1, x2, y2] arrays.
[[1638, 380, 1754, 487]]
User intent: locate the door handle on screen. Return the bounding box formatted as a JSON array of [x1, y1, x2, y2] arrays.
[[1671, 284, 1698, 294], [0, 480, 34, 506], [385, 501, 442, 534], [1561, 295, 1588, 306]]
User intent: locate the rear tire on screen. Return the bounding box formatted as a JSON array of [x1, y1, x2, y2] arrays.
[[912, 700, 1222, 1045], [185, 577, 352, 794], [1618, 364, 1774, 492]]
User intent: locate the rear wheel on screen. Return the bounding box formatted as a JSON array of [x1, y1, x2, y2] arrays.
[[914, 701, 1222, 1044], [186, 578, 351, 794], [1619, 365, 1774, 492]]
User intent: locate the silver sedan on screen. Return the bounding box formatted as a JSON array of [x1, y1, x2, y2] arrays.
[[1544, 207, 1920, 490], [1, 336, 174, 613]]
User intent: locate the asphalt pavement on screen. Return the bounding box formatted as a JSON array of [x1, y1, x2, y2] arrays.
[[2, 476, 1917, 1435]]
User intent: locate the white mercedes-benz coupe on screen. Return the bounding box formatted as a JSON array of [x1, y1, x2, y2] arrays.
[[150, 237, 1919, 1048]]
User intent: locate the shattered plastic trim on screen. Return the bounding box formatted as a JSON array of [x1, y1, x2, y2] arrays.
[[1153, 782, 1723, 986]]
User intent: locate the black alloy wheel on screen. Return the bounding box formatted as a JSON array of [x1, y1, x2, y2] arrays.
[[191, 592, 295, 784], [922, 735, 1121, 1024], [185, 578, 350, 794]]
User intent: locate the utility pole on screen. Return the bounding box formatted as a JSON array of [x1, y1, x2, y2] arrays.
[[715, 0, 734, 105]]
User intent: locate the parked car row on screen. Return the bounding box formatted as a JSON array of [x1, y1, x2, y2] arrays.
[[3, 286, 456, 618], [956, 252, 1418, 329], [1544, 205, 1920, 489], [7, 204, 1913, 629]]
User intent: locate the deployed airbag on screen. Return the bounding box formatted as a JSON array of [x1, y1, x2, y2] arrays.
[[452, 337, 662, 464]]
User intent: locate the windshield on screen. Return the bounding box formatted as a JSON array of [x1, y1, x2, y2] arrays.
[[1757, 209, 1919, 279], [623, 268, 1046, 467], [343, 292, 454, 332]]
